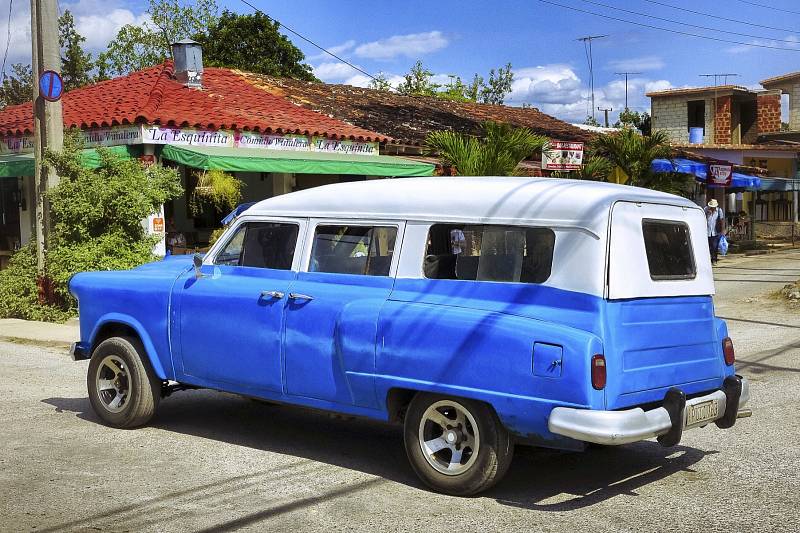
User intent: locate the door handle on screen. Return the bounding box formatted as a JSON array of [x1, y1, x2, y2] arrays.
[[288, 293, 314, 301], [261, 290, 285, 299]]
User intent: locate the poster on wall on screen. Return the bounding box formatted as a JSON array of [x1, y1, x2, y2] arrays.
[[312, 137, 379, 156], [235, 132, 311, 151], [542, 141, 584, 171], [142, 126, 233, 147], [709, 164, 733, 187]]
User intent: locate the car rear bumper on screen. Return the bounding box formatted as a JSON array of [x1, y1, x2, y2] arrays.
[[548, 375, 750, 446]]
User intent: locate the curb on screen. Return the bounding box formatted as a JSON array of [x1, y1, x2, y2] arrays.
[[0, 336, 72, 351]]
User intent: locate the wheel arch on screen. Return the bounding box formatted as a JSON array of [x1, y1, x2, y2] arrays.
[[89, 314, 169, 381]]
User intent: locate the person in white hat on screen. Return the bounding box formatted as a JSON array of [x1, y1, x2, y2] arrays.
[[704, 198, 725, 264]]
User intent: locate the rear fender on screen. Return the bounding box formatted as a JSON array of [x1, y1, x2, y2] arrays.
[[89, 313, 168, 380]]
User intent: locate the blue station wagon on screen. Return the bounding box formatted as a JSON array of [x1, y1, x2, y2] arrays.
[[69, 177, 750, 495]]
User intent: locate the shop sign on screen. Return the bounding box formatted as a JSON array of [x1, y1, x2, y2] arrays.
[[235, 132, 310, 151], [542, 141, 584, 171], [142, 126, 233, 147], [312, 137, 379, 156], [709, 164, 733, 186], [1, 126, 141, 155]]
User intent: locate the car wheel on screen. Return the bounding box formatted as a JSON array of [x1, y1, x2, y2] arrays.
[[87, 336, 161, 428], [404, 393, 514, 496]]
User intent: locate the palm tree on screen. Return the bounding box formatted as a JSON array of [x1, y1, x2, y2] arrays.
[[553, 155, 615, 181], [425, 121, 549, 176], [591, 128, 688, 193]]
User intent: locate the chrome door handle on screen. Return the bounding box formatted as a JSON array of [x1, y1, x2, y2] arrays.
[[261, 290, 285, 299], [288, 293, 314, 301]]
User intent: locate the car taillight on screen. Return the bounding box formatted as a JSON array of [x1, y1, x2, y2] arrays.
[[722, 337, 735, 366], [591, 354, 606, 390]]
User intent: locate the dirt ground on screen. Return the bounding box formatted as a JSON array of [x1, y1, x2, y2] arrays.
[[0, 250, 799, 532]]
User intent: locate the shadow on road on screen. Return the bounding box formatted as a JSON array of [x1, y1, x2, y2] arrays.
[[42, 392, 717, 517]]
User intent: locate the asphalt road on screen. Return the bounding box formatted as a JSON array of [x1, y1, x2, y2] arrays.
[[1, 250, 799, 532]]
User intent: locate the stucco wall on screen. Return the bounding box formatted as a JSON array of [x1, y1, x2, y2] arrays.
[[651, 96, 715, 144]]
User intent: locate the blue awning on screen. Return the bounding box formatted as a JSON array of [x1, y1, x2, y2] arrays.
[[651, 158, 762, 189]]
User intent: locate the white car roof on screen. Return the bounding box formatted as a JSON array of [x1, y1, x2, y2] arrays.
[[248, 176, 698, 235]]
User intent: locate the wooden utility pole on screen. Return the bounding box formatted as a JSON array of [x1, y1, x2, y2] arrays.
[[30, 0, 63, 278], [598, 107, 613, 128]]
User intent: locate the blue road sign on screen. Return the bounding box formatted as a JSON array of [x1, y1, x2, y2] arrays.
[[39, 70, 64, 102]]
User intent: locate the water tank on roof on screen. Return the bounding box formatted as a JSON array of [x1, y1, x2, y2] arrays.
[[689, 127, 704, 144], [171, 39, 203, 88]]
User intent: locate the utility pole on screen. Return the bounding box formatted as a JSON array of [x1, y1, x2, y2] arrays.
[[577, 35, 608, 120], [615, 72, 642, 110], [598, 107, 613, 128], [30, 0, 63, 282]]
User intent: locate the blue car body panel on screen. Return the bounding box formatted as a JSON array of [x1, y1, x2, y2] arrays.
[[70, 256, 731, 450]]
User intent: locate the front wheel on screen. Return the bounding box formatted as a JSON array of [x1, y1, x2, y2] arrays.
[[87, 336, 161, 428], [404, 393, 514, 496]]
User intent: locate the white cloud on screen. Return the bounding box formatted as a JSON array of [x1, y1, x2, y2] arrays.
[[73, 9, 152, 53], [607, 55, 665, 72], [508, 63, 674, 123], [308, 40, 356, 62], [354, 31, 448, 60], [313, 62, 365, 81]]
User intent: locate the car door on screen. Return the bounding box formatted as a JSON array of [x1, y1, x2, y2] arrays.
[[282, 220, 402, 407], [174, 217, 306, 392]]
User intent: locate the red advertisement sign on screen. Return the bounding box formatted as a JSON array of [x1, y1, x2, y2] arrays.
[[542, 141, 584, 171], [709, 164, 733, 186]]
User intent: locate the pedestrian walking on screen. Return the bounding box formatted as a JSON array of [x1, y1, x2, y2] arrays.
[[705, 199, 725, 264]]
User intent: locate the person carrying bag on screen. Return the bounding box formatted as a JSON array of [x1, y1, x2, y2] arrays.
[[704, 199, 725, 264]]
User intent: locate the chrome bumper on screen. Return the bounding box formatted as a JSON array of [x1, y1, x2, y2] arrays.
[[548, 375, 750, 446]]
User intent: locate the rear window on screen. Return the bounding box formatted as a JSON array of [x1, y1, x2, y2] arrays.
[[642, 219, 696, 280], [423, 224, 555, 284]]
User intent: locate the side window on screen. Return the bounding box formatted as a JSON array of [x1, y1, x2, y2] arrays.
[[310, 225, 397, 276], [423, 224, 555, 284], [214, 222, 299, 269], [642, 219, 696, 280]]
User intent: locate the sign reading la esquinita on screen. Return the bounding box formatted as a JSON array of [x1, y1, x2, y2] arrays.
[[542, 141, 584, 171], [709, 164, 733, 186]]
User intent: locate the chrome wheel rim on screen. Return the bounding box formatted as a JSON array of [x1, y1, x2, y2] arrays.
[[95, 355, 130, 413], [418, 400, 480, 476]]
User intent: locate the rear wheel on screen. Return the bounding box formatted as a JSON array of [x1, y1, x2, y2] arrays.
[[87, 337, 161, 428], [403, 393, 514, 496]]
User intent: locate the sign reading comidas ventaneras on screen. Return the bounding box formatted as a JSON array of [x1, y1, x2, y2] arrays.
[[1, 124, 379, 156]]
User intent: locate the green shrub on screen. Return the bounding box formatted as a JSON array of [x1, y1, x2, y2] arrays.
[[0, 244, 72, 322], [0, 132, 183, 321]]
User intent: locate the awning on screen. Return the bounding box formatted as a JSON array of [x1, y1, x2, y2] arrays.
[[651, 158, 762, 190], [160, 145, 436, 177], [759, 177, 800, 192], [0, 145, 142, 177]]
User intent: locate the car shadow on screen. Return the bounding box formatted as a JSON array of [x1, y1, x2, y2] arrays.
[[42, 391, 716, 510]]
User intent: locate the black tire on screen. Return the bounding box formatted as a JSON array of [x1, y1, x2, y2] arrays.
[[404, 393, 514, 496], [87, 336, 161, 428]]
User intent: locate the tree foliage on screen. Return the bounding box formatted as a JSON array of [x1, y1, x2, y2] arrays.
[[59, 10, 95, 91], [197, 10, 316, 81], [426, 121, 548, 176], [0, 64, 33, 107], [615, 109, 652, 136], [98, 0, 218, 76], [368, 72, 393, 91], [591, 128, 690, 194], [393, 60, 514, 104]]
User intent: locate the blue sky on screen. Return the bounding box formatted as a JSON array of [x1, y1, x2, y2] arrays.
[[3, 0, 800, 123]]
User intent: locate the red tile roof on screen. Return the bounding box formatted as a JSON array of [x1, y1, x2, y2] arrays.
[[0, 62, 389, 141]]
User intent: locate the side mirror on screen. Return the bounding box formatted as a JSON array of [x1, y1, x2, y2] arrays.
[[193, 253, 205, 279]]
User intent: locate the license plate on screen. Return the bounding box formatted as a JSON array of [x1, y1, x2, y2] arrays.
[[686, 400, 719, 426]]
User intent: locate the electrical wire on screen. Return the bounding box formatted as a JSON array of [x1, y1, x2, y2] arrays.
[[579, 0, 800, 43], [734, 0, 800, 16], [642, 0, 797, 33], [239, 0, 378, 82], [1, 0, 12, 81], [536, 0, 800, 52]]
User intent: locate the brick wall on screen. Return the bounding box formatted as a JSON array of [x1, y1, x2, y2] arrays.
[[715, 95, 732, 145], [757, 92, 782, 134]]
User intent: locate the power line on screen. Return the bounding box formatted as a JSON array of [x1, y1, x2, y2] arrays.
[[536, 0, 800, 52], [1, 0, 12, 80], [700, 73, 739, 86], [578, 0, 800, 44], [734, 0, 800, 16], [642, 0, 798, 33], [239, 0, 378, 82]]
